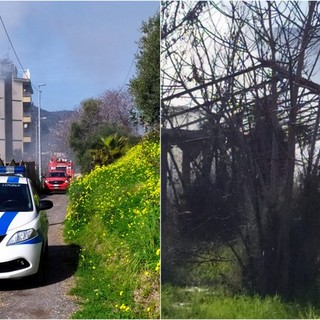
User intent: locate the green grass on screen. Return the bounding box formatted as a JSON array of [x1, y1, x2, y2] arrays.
[[161, 284, 320, 319], [64, 137, 160, 319], [161, 247, 320, 319]]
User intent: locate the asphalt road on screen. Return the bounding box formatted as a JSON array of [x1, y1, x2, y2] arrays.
[[0, 193, 79, 319]]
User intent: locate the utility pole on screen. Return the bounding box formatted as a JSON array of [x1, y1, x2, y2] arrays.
[[38, 83, 46, 182]]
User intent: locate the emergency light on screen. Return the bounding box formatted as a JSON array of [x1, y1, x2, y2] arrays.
[[0, 166, 26, 175]]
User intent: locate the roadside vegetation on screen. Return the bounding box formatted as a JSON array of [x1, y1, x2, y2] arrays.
[[64, 135, 160, 318], [63, 10, 160, 318], [161, 251, 320, 319], [162, 284, 320, 319]]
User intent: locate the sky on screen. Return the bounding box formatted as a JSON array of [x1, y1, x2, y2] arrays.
[[0, 1, 159, 111]]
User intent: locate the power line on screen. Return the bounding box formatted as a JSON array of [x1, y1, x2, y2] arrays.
[[0, 15, 39, 92], [120, 8, 159, 92], [120, 49, 137, 92], [0, 16, 26, 76]]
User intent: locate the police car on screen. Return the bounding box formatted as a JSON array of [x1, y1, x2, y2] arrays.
[[0, 166, 53, 283]]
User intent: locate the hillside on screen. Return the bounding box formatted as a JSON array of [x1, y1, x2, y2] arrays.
[[64, 136, 160, 318]]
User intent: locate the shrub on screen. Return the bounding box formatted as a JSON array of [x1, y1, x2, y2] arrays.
[[64, 137, 160, 318]]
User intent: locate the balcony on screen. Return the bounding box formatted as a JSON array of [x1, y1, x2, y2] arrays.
[[23, 96, 31, 103], [23, 116, 31, 123], [23, 90, 32, 97], [23, 136, 32, 143]]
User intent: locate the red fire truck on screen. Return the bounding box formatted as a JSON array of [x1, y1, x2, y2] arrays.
[[47, 157, 74, 179]]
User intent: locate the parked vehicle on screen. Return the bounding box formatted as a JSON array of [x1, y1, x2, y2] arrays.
[[43, 170, 70, 193], [47, 157, 74, 179], [0, 166, 53, 283]]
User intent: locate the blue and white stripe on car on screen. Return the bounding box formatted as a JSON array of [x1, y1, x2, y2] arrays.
[[0, 211, 20, 234]]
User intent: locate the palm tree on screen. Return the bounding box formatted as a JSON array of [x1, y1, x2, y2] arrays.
[[90, 133, 128, 168]]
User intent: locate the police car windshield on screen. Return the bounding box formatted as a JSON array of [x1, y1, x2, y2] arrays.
[[0, 183, 33, 211]]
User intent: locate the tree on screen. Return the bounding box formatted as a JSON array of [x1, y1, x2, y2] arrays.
[[90, 133, 129, 167], [129, 13, 160, 129], [162, 1, 320, 297], [69, 99, 99, 173], [99, 89, 137, 133], [69, 97, 137, 173]]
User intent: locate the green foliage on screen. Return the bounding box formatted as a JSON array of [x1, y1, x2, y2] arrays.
[[162, 243, 320, 319], [129, 13, 160, 128], [69, 98, 135, 173], [102, 133, 127, 153], [64, 137, 160, 318], [89, 133, 129, 167], [162, 285, 320, 319]]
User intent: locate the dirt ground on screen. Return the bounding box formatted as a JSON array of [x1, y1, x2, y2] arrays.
[[0, 193, 79, 319]]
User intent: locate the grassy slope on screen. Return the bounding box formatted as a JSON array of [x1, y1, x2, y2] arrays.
[[162, 285, 320, 319], [161, 245, 320, 318], [64, 137, 160, 319]]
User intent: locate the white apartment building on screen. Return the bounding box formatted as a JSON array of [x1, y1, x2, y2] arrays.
[[0, 59, 33, 162]]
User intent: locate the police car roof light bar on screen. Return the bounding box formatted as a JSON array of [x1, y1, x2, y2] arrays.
[[0, 166, 26, 175]]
